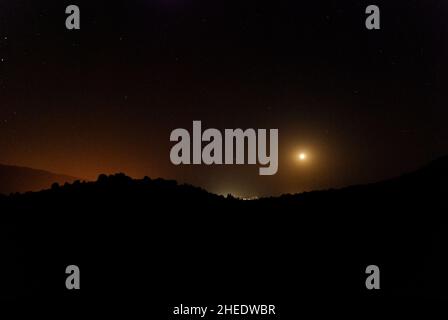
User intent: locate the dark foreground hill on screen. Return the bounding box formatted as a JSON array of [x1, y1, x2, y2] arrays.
[[0, 164, 77, 195], [1, 157, 448, 313]]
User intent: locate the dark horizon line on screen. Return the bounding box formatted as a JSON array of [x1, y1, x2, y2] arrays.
[[2, 152, 447, 199]]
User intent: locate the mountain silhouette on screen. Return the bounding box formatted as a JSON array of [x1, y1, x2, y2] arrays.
[[0, 164, 78, 195], [1, 156, 447, 308]]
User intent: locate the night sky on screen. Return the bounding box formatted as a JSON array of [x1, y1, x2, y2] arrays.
[[0, 0, 447, 197]]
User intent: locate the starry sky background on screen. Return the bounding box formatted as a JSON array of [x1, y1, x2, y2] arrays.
[[0, 0, 447, 197]]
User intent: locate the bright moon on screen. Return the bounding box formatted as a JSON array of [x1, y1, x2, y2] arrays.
[[298, 153, 307, 161]]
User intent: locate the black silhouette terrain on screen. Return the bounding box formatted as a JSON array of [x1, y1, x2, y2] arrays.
[[1, 157, 448, 314], [0, 164, 77, 195]]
